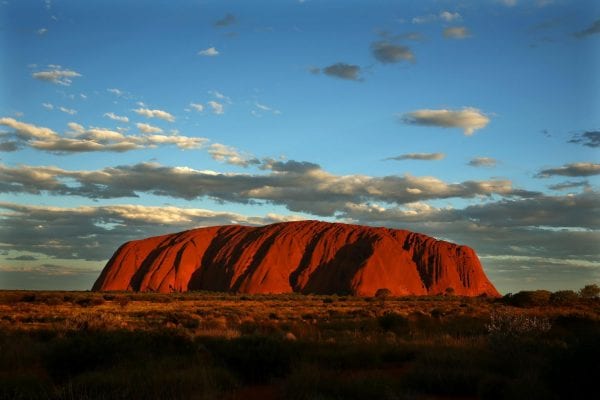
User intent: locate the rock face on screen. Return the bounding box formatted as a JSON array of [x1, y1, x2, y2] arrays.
[[92, 221, 499, 297]]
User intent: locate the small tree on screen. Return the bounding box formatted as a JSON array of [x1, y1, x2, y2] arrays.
[[445, 287, 455, 296], [579, 284, 600, 299]]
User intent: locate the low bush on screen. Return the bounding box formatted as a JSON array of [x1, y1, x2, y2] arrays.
[[502, 290, 552, 307]]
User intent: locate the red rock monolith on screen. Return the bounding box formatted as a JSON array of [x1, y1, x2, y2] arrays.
[[92, 221, 500, 297]]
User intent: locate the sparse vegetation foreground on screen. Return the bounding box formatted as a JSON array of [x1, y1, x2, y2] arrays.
[[0, 287, 598, 400]]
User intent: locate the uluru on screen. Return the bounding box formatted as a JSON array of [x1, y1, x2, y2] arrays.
[[93, 221, 499, 297]]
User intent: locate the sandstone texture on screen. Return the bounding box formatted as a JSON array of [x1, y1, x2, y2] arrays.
[[93, 221, 499, 297]]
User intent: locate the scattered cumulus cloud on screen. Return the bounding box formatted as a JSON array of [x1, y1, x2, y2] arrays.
[[136, 123, 163, 134], [0, 161, 537, 215], [322, 63, 361, 81], [444, 26, 471, 39], [59, 106, 77, 115], [104, 112, 129, 123], [42, 103, 54, 110], [36, 28, 48, 35], [208, 143, 260, 167], [385, 153, 445, 161], [198, 47, 220, 57], [440, 11, 461, 22], [253, 102, 281, 116], [468, 157, 498, 167], [536, 162, 600, 178], [413, 11, 462, 24], [401, 107, 490, 135], [207, 101, 224, 115], [0, 117, 57, 140], [190, 103, 204, 112], [134, 108, 175, 122], [209, 91, 232, 103], [371, 41, 414, 64], [0, 117, 205, 153], [107, 88, 125, 97], [32, 67, 81, 86]]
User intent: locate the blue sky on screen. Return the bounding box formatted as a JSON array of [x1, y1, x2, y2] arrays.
[[0, 0, 598, 293]]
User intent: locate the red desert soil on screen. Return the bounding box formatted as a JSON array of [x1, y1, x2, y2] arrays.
[[93, 220, 499, 297]]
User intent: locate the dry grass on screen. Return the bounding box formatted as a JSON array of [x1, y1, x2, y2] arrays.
[[0, 290, 598, 399]]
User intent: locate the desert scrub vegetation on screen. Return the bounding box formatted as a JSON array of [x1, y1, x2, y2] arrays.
[[0, 288, 598, 399]]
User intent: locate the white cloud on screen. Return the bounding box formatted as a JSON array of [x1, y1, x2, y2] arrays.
[[413, 11, 462, 24], [32, 67, 82, 86], [443, 26, 471, 39], [190, 103, 204, 112], [0, 117, 206, 153], [107, 88, 125, 97], [42, 103, 54, 110], [440, 11, 461, 22], [198, 47, 219, 57], [208, 101, 224, 115], [67, 122, 85, 133], [0, 117, 57, 140], [208, 143, 260, 167], [499, 0, 517, 6], [136, 122, 163, 134], [133, 107, 175, 122], [143, 134, 207, 149], [59, 106, 77, 115], [36, 28, 48, 35], [412, 14, 436, 24], [401, 107, 490, 135], [209, 91, 232, 103], [254, 102, 281, 115], [104, 112, 129, 123]]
